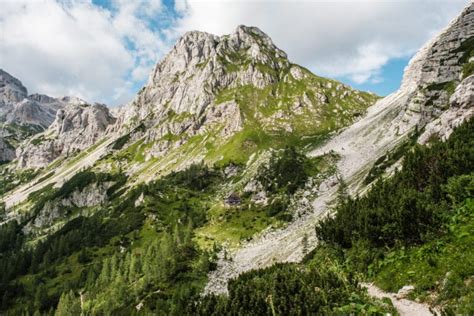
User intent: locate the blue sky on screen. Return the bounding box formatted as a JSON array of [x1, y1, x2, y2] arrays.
[[0, 0, 469, 105], [342, 57, 411, 96]]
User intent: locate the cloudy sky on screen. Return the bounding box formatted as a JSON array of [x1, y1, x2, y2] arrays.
[[0, 0, 469, 106]]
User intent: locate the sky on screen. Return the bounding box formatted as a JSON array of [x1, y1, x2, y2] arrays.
[[0, 0, 469, 106]]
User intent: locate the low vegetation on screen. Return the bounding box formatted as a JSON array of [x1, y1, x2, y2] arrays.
[[0, 167, 40, 196], [315, 119, 474, 313]]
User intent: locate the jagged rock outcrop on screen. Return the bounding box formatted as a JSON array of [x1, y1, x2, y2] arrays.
[[419, 75, 474, 143], [0, 69, 28, 105], [24, 181, 113, 233], [4, 99, 57, 129], [402, 4, 473, 121], [0, 137, 15, 162], [0, 69, 91, 162], [0, 69, 71, 129], [16, 103, 116, 169]]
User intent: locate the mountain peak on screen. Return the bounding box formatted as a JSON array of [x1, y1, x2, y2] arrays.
[[121, 25, 291, 126], [233, 24, 271, 41], [168, 24, 285, 70], [17, 101, 116, 169], [0, 69, 28, 104]]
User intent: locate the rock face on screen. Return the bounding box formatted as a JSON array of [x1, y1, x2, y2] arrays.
[[401, 4, 474, 125], [418, 75, 474, 144], [24, 181, 113, 234], [107, 25, 376, 181], [0, 69, 70, 129], [0, 69, 90, 162], [16, 103, 116, 169], [0, 69, 28, 105], [0, 138, 15, 162], [121, 26, 288, 124]]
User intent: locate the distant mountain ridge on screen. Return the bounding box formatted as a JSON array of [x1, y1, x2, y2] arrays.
[[0, 69, 90, 162]]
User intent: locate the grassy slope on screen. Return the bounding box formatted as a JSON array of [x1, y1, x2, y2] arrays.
[[205, 69, 377, 166]]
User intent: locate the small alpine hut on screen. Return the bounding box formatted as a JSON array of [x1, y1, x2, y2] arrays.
[[224, 192, 241, 206]]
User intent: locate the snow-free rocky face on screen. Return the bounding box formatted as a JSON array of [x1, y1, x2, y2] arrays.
[[0, 69, 94, 163], [16, 103, 116, 169], [107, 25, 377, 182], [0, 69, 71, 129]]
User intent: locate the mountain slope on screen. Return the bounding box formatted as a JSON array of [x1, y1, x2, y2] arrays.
[[105, 25, 377, 184], [1, 25, 376, 210], [205, 2, 474, 295], [0, 4, 472, 315], [198, 117, 473, 315]]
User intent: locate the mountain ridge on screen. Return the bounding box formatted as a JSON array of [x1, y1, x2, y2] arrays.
[[0, 69, 93, 163]]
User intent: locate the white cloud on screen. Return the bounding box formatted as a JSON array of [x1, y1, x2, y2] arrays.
[[172, 0, 469, 84], [110, 0, 167, 82], [0, 0, 166, 106]]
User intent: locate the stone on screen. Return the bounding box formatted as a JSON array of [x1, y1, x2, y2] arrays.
[[396, 285, 415, 299], [0, 69, 89, 162], [16, 103, 116, 169]]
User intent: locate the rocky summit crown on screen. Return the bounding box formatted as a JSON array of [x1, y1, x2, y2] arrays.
[[109, 24, 375, 181], [119, 25, 290, 126]]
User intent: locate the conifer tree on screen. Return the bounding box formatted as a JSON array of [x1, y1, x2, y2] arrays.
[[55, 290, 81, 316]]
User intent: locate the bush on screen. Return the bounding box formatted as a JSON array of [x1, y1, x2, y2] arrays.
[[444, 174, 474, 206], [258, 146, 309, 195]]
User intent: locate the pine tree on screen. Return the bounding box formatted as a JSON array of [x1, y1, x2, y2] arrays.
[[1, 291, 8, 310], [98, 258, 111, 287], [129, 254, 141, 281], [34, 285, 48, 311], [55, 290, 81, 316], [301, 233, 309, 255]]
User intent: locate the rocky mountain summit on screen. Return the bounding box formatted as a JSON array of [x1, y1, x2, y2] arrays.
[[108, 25, 376, 181], [16, 102, 116, 169], [120, 25, 289, 125], [0, 69, 90, 162]]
